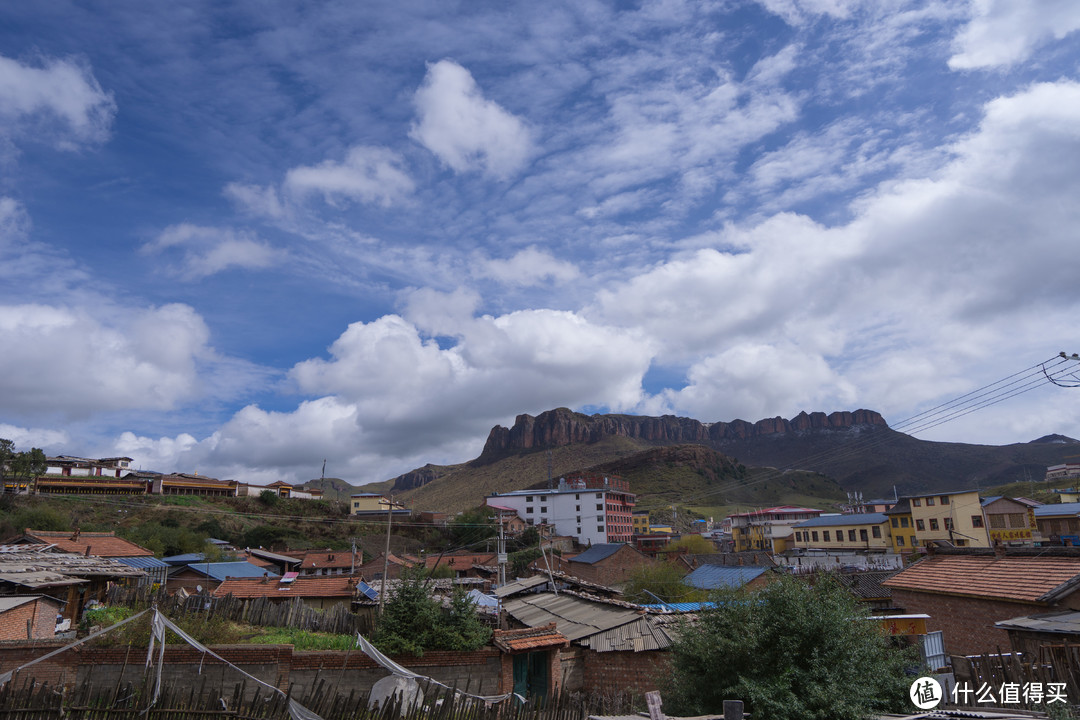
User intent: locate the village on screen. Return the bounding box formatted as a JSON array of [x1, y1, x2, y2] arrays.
[[0, 454, 1080, 719]]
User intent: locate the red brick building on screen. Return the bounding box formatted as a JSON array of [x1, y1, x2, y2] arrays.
[[882, 548, 1080, 656], [555, 543, 654, 587], [0, 596, 64, 640]]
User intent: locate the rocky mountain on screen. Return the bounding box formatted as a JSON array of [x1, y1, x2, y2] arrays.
[[390, 407, 1080, 509]]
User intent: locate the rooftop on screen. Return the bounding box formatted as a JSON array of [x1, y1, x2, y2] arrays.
[[570, 544, 626, 565], [882, 553, 1080, 603], [683, 564, 768, 590], [1034, 502, 1080, 517], [18, 529, 154, 558], [213, 575, 357, 599], [793, 513, 888, 528]]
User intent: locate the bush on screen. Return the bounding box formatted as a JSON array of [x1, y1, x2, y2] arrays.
[[372, 570, 491, 656], [663, 575, 915, 720]]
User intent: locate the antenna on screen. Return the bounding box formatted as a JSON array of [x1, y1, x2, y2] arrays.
[[321, 459, 326, 480]]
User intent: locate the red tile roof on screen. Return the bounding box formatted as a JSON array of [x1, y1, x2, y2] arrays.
[[424, 552, 496, 569], [882, 554, 1080, 603], [297, 551, 358, 570], [213, 575, 358, 599], [23, 529, 154, 558], [493, 622, 569, 653]]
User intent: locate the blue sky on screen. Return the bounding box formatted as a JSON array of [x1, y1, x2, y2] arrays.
[[2, 1, 1079, 486]]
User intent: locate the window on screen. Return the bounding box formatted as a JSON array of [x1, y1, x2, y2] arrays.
[[596, 503, 603, 511], [912, 498, 921, 507], [900, 517, 910, 528], [575, 504, 580, 511], [860, 529, 868, 541], [929, 519, 939, 531], [916, 519, 925, 531], [955, 539, 967, 546], [575, 494, 580, 500], [812, 531, 819, 542], [891, 518, 899, 528], [540, 505, 547, 513], [897, 536, 905, 546], [940, 496, 950, 505], [823, 531, 831, 542], [1008, 513, 1026, 528], [910, 536, 917, 546], [971, 514, 984, 528], [926, 497, 935, 506], [598, 526, 604, 533], [526, 506, 533, 514], [848, 529, 856, 542], [526, 496, 533, 502], [872, 526, 881, 538], [944, 518, 953, 531], [989, 514, 1006, 529], [596, 493, 602, 498], [795, 532, 802, 542]]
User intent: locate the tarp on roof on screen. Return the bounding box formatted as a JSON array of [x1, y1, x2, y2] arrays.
[[683, 565, 767, 590]]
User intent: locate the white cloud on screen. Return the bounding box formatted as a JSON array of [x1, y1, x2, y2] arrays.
[[223, 183, 287, 220], [284, 146, 415, 207], [0, 303, 212, 418], [949, 0, 1080, 70], [0, 54, 115, 148], [145, 224, 281, 279], [0, 424, 68, 451], [474, 247, 581, 287], [410, 59, 534, 179]]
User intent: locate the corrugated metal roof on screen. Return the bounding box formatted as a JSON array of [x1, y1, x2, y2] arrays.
[[494, 575, 549, 597], [995, 610, 1080, 635], [502, 592, 642, 641], [0, 596, 44, 612], [162, 553, 207, 565], [578, 616, 673, 652], [793, 513, 888, 528], [1035, 503, 1080, 517], [115, 556, 171, 570], [683, 565, 767, 590], [184, 561, 276, 581]]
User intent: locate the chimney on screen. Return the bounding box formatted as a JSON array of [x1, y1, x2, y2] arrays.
[[84, 546, 91, 557], [70, 527, 81, 542], [993, 540, 1006, 558], [261, 573, 269, 583]]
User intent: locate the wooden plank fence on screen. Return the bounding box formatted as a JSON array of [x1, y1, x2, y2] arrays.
[[952, 643, 1080, 709], [105, 587, 374, 637], [0, 673, 631, 720]]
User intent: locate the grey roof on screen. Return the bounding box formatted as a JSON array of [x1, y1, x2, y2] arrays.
[[494, 575, 550, 597], [577, 615, 676, 653], [683, 565, 768, 590], [0, 550, 144, 587], [570, 544, 625, 565], [162, 553, 207, 566], [995, 610, 1080, 635], [981, 495, 1002, 506], [1035, 503, 1080, 517], [691, 552, 777, 568], [834, 570, 899, 600], [793, 513, 888, 528], [502, 592, 642, 641], [0, 596, 51, 612]]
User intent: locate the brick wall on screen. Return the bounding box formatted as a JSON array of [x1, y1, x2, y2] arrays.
[[890, 589, 1045, 656], [570, 548, 655, 587], [0, 598, 62, 641], [0, 642, 501, 698], [581, 649, 669, 697]]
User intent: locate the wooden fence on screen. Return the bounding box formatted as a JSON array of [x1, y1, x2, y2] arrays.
[[0, 673, 632, 720], [952, 643, 1080, 709], [105, 586, 374, 636]]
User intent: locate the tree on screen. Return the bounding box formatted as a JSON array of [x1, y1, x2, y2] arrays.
[[663, 575, 915, 720], [0, 441, 46, 492], [372, 569, 491, 656], [665, 534, 715, 555], [622, 563, 705, 605], [448, 506, 496, 548]]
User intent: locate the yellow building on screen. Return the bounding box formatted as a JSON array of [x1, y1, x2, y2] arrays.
[[884, 499, 918, 553], [632, 510, 650, 535], [350, 493, 397, 515], [792, 513, 891, 551], [907, 490, 990, 548], [728, 506, 823, 553]]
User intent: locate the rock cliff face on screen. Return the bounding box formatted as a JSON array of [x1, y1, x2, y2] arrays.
[[390, 464, 449, 491], [479, 407, 888, 458]]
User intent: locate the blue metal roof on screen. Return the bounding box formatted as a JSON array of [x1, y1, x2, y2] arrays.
[[981, 495, 1003, 506], [641, 601, 718, 612], [184, 561, 277, 582], [115, 556, 170, 569], [1035, 503, 1080, 517], [571, 543, 624, 565], [793, 513, 887, 528], [683, 565, 768, 590]]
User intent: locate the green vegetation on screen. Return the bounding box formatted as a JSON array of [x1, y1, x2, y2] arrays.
[[622, 563, 704, 605], [249, 628, 358, 650], [664, 534, 715, 554], [663, 575, 915, 720], [372, 569, 491, 656]]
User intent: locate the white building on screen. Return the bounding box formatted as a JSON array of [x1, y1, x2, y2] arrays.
[[485, 475, 635, 546]]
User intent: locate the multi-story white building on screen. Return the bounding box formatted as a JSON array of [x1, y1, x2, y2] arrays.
[[486, 474, 635, 545]]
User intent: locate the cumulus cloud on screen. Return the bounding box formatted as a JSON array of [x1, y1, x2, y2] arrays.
[[0, 303, 212, 418], [144, 224, 281, 279], [410, 59, 534, 179], [949, 0, 1080, 70], [0, 423, 68, 451], [604, 79, 1080, 437], [0, 53, 115, 148], [284, 146, 415, 207]]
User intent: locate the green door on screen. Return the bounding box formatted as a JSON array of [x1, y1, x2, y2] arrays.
[[512, 652, 549, 699], [513, 654, 528, 697]]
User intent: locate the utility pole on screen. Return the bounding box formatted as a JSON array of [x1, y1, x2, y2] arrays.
[[496, 509, 507, 586], [378, 494, 394, 617]]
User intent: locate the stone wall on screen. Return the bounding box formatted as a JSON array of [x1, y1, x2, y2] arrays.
[[580, 648, 669, 697]]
